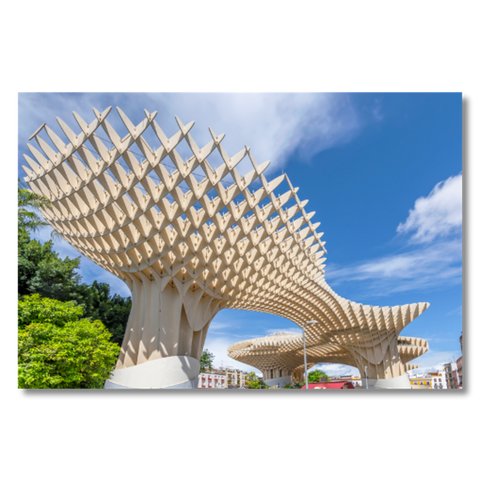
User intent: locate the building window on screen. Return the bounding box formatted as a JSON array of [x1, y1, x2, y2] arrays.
[[271, 369, 274, 379], [279, 369, 282, 378]]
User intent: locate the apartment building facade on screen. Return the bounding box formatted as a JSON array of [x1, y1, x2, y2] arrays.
[[444, 362, 459, 389], [198, 368, 250, 389], [408, 373, 434, 389], [456, 356, 463, 388], [406, 369, 452, 389]]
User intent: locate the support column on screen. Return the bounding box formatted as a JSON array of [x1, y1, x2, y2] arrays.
[[351, 334, 412, 389], [105, 273, 223, 389], [360, 374, 412, 389], [264, 375, 293, 388]]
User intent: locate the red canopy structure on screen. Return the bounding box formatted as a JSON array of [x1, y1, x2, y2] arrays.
[[301, 381, 355, 389]]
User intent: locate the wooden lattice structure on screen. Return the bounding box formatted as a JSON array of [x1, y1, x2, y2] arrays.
[[228, 333, 429, 383], [23, 106, 430, 388]]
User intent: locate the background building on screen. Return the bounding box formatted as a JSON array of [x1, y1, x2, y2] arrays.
[[331, 375, 362, 388], [407, 371, 447, 389], [456, 356, 463, 388], [444, 362, 459, 389], [408, 373, 433, 389], [457, 331, 463, 388], [198, 367, 249, 389], [429, 371, 447, 389]]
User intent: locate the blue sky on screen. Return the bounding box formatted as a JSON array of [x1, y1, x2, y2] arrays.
[[18, 92, 463, 377]]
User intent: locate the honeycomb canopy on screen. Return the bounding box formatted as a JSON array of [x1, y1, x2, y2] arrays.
[[23, 106, 328, 301], [23, 106, 430, 386], [227, 333, 429, 383]]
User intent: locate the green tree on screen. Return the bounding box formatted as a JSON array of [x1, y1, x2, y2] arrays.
[[18, 320, 120, 389], [283, 382, 306, 389], [246, 372, 270, 389], [78, 281, 132, 346], [200, 349, 215, 373], [18, 295, 120, 389], [15, 177, 50, 304], [15, 302, 24, 389], [18, 178, 81, 300], [18, 178, 52, 234], [308, 369, 330, 383], [18, 293, 83, 328], [18, 229, 82, 300], [18, 234, 132, 345]]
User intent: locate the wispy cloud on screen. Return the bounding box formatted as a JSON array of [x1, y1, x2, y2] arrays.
[[446, 306, 462, 317], [326, 238, 462, 295], [311, 363, 360, 377], [203, 335, 261, 374], [264, 327, 302, 336], [326, 174, 462, 295], [372, 97, 384, 121], [397, 173, 462, 244], [208, 321, 238, 331], [19, 92, 360, 178], [406, 349, 461, 374]]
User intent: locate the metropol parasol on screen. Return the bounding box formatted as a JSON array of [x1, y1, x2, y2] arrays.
[[22, 106, 430, 389]]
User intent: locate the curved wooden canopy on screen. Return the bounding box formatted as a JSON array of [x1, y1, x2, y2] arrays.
[[23, 107, 430, 379]]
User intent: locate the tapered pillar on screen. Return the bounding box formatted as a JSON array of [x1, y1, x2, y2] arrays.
[[351, 334, 412, 389], [105, 273, 223, 388]]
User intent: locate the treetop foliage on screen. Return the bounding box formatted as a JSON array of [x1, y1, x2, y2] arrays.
[[200, 349, 215, 373], [18, 318, 120, 389], [18, 179, 132, 338], [18, 178, 52, 234], [18, 294, 84, 328], [308, 370, 330, 383], [246, 372, 270, 389]]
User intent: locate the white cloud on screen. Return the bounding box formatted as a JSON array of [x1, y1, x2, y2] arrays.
[[406, 349, 461, 374], [203, 335, 261, 375], [311, 363, 360, 377], [397, 173, 462, 244], [208, 321, 237, 331], [326, 238, 462, 295], [326, 174, 463, 295], [372, 97, 384, 121], [19, 92, 361, 297], [151, 93, 360, 173], [19, 92, 360, 179], [264, 327, 302, 336], [446, 306, 462, 317]]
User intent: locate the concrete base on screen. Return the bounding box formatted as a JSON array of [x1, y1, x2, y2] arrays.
[[104, 355, 200, 389], [264, 375, 293, 388], [362, 374, 412, 389]]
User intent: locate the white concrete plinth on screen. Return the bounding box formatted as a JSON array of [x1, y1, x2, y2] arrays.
[[264, 375, 293, 388], [104, 355, 200, 389], [362, 374, 412, 389]]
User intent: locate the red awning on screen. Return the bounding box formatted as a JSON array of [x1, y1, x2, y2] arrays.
[[301, 381, 355, 389]]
